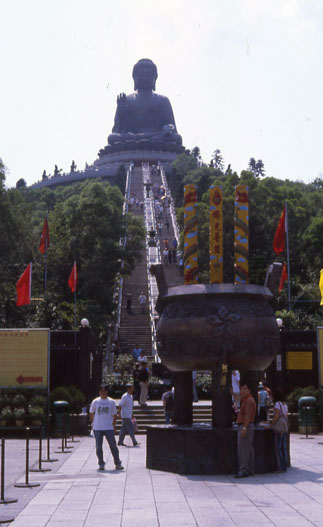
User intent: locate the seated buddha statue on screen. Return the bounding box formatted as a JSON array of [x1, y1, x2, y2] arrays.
[[106, 59, 183, 154]]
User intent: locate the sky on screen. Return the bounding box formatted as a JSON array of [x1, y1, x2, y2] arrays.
[[1, 0, 322, 188]]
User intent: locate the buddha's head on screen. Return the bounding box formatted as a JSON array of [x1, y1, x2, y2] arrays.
[[133, 59, 158, 91]]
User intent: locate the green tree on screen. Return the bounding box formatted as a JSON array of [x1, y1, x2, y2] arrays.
[[212, 149, 224, 171], [0, 160, 34, 327], [43, 180, 144, 338]]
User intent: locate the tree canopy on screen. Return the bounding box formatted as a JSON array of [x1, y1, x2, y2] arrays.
[[0, 166, 144, 340], [167, 152, 323, 329]]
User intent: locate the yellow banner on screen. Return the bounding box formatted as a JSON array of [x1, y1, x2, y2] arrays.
[[286, 351, 313, 370], [0, 329, 49, 387], [318, 327, 323, 386], [184, 184, 198, 284], [209, 185, 223, 283], [234, 184, 249, 284]]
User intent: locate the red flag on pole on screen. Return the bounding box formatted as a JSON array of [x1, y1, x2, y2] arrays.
[[273, 206, 286, 255], [16, 263, 32, 306], [39, 218, 50, 254], [68, 262, 78, 293], [278, 262, 288, 293]]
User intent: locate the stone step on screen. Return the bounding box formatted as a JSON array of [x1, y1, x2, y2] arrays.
[[114, 405, 212, 433]]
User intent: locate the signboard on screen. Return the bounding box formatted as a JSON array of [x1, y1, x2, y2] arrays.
[[286, 351, 313, 370], [0, 329, 49, 387], [318, 327, 323, 386]]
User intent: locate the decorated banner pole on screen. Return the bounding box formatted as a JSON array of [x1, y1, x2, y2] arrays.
[[68, 262, 78, 328], [183, 184, 198, 285], [209, 185, 223, 283], [234, 185, 249, 284]]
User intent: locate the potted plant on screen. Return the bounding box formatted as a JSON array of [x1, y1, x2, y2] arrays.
[[13, 394, 27, 408], [0, 394, 11, 410], [13, 407, 25, 426], [1, 407, 13, 426], [30, 395, 46, 407], [28, 406, 44, 426]]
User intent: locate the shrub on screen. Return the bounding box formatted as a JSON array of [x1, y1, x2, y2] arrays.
[[1, 407, 13, 421], [30, 395, 47, 407], [195, 373, 212, 399], [13, 407, 25, 420], [13, 394, 27, 408], [28, 406, 44, 419], [50, 385, 85, 413], [286, 386, 319, 411], [113, 354, 134, 379], [0, 395, 11, 409], [103, 374, 132, 397]]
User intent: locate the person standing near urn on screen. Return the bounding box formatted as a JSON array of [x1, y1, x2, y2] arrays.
[[235, 382, 256, 478]]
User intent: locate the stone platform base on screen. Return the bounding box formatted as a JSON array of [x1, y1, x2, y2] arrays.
[[147, 423, 287, 475]]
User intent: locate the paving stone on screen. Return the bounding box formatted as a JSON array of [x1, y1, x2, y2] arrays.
[[6, 430, 323, 527], [11, 516, 51, 526]]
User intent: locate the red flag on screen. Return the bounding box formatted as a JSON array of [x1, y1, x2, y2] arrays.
[[39, 218, 50, 254], [273, 206, 286, 255], [278, 262, 288, 293], [16, 263, 32, 306], [68, 262, 78, 293]]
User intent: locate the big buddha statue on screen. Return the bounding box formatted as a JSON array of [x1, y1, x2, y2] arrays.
[[102, 59, 184, 155]]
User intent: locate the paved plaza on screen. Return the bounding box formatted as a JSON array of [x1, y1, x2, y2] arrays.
[[2, 434, 323, 526]]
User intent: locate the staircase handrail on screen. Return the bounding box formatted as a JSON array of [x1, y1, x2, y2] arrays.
[[160, 166, 180, 245], [115, 166, 132, 339], [143, 164, 160, 360]]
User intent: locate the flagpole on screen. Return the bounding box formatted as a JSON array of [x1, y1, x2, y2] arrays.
[[285, 201, 291, 311], [44, 239, 48, 292], [29, 262, 32, 302], [74, 262, 77, 328]]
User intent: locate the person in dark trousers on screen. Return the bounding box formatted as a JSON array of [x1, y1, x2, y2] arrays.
[[235, 382, 256, 478], [89, 385, 123, 471], [162, 385, 175, 424], [133, 363, 141, 403], [271, 388, 289, 473], [126, 292, 132, 313], [118, 384, 139, 447], [138, 361, 149, 406]]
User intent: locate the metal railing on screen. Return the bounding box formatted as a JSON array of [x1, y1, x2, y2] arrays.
[[160, 166, 180, 245], [142, 163, 161, 360]]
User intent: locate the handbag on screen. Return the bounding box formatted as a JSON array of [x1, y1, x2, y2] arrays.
[[273, 402, 289, 433]]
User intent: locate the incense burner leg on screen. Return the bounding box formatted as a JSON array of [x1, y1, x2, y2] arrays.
[[173, 371, 193, 425]]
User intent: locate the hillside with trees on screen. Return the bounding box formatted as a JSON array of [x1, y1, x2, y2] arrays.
[[0, 159, 144, 340], [167, 151, 323, 329]]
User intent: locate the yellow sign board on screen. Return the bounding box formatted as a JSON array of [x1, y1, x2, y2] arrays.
[[286, 351, 312, 370], [318, 327, 323, 386], [0, 329, 49, 387]]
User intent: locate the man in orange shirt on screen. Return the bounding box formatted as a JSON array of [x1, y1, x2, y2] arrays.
[[235, 382, 256, 478]]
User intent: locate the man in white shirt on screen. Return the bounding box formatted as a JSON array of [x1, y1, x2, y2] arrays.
[[89, 385, 123, 471], [118, 384, 139, 447]]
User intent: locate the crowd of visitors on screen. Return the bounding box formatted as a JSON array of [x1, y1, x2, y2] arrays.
[[91, 368, 288, 476]]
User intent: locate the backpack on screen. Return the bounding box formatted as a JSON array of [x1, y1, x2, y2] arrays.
[[164, 392, 174, 412]]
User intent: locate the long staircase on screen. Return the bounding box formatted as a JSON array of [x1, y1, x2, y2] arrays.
[[118, 167, 151, 356], [118, 164, 183, 357], [115, 404, 212, 434]]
